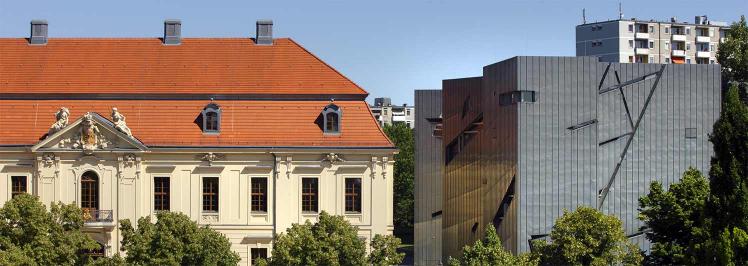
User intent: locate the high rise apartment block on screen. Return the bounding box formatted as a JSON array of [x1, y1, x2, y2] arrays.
[[577, 15, 729, 64]]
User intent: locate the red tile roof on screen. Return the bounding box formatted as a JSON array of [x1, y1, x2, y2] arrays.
[[0, 38, 366, 96], [0, 100, 393, 148]]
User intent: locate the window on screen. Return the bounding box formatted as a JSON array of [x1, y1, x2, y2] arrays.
[[687, 58, 692, 64], [649, 56, 654, 63], [710, 44, 715, 52], [154, 177, 170, 211], [686, 27, 691, 35], [665, 41, 670, 50], [82, 243, 106, 260], [201, 103, 221, 133], [11, 176, 26, 198], [499, 91, 536, 106], [406, 109, 411, 116], [81, 171, 99, 211], [649, 41, 654, 48], [250, 248, 268, 265], [686, 43, 691, 50], [665, 27, 669, 33], [710, 60, 715, 64], [649, 25, 654, 33], [665, 58, 671, 63], [628, 24, 633, 32], [301, 178, 318, 213], [628, 40, 633, 48], [251, 177, 267, 212], [202, 177, 219, 212], [345, 178, 362, 213], [628, 56, 634, 63], [322, 103, 342, 134], [685, 128, 697, 139]]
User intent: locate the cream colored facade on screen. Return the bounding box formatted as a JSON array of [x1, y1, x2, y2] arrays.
[[0, 112, 395, 265]]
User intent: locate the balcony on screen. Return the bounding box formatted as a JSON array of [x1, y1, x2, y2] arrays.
[[672, 34, 686, 41], [696, 36, 711, 43], [635, 48, 650, 55], [82, 209, 115, 231], [672, 50, 686, 57], [635, 32, 649, 39], [696, 51, 711, 58]]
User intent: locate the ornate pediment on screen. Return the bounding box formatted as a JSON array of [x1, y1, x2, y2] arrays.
[[32, 112, 147, 153]]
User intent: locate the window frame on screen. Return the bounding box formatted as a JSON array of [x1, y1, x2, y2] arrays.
[[322, 103, 342, 135], [301, 177, 319, 213], [250, 248, 268, 265], [153, 176, 171, 212], [80, 171, 100, 211], [10, 175, 27, 199], [344, 178, 362, 213], [251, 177, 268, 213], [202, 177, 219, 213], [201, 103, 221, 134]]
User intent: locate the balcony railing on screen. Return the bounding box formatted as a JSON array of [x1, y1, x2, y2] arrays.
[[696, 51, 711, 58], [696, 36, 711, 43], [672, 34, 686, 41], [672, 50, 686, 57], [83, 209, 113, 223]]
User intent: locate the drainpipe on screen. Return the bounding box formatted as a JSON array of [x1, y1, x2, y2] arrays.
[[270, 152, 278, 240]]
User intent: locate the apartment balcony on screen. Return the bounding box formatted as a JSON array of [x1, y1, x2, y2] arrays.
[[82, 209, 115, 231], [696, 51, 711, 58], [635, 32, 650, 39], [635, 48, 650, 55], [696, 36, 711, 43], [672, 50, 686, 57], [672, 34, 687, 41]]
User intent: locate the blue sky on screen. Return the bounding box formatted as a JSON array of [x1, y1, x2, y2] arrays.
[[1, 0, 745, 105]]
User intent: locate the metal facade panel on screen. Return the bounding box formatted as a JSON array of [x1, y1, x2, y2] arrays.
[[414, 90, 444, 266]]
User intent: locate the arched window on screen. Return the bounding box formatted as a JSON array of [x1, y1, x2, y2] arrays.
[[81, 171, 99, 211], [322, 103, 342, 134], [201, 103, 221, 133]]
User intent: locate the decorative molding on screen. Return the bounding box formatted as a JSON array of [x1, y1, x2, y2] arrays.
[[197, 152, 225, 166], [57, 113, 114, 154], [382, 156, 389, 179], [47, 107, 70, 137], [201, 214, 219, 224], [111, 107, 133, 137], [42, 153, 56, 166], [321, 153, 345, 167], [370, 156, 378, 179], [285, 156, 293, 179]]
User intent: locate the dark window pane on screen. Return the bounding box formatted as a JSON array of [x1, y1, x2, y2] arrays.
[[154, 177, 170, 211], [202, 177, 219, 212], [325, 112, 339, 132], [81, 172, 99, 210], [345, 178, 362, 213], [205, 112, 219, 131], [301, 178, 318, 212], [250, 248, 268, 265], [251, 177, 267, 212], [11, 176, 26, 198]]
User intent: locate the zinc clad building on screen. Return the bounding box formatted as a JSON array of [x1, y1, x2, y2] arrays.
[[0, 20, 396, 265], [425, 56, 720, 260]]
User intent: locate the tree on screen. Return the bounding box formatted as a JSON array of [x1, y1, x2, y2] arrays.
[[369, 234, 405, 266], [264, 211, 403, 266], [448, 224, 536, 266], [119, 211, 240, 265], [383, 123, 414, 242], [531, 207, 642, 266], [0, 193, 99, 265], [638, 167, 711, 265], [717, 15, 748, 83], [707, 83, 748, 232]]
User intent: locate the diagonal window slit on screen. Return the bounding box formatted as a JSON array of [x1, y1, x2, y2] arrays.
[[566, 119, 597, 131], [599, 132, 632, 146]]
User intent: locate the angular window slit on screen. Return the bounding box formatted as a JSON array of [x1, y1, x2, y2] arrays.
[[566, 119, 597, 131]]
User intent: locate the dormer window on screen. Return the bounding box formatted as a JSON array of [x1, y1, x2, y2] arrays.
[[322, 103, 342, 134], [201, 103, 221, 133]]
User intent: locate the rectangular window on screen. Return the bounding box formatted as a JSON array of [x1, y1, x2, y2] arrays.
[[250, 248, 268, 265], [628, 56, 634, 63], [251, 177, 268, 212], [686, 28, 691, 35], [11, 176, 26, 198], [154, 177, 170, 211], [649, 25, 654, 32], [686, 43, 691, 50], [665, 41, 670, 50], [710, 60, 715, 64], [202, 177, 219, 212], [685, 128, 697, 139], [628, 24, 633, 32], [687, 58, 692, 64], [499, 91, 536, 106], [649, 56, 654, 63], [710, 44, 715, 52], [301, 178, 318, 213], [345, 178, 362, 213], [649, 41, 654, 48], [628, 40, 633, 48], [665, 27, 669, 33], [665, 58, 671, 63]]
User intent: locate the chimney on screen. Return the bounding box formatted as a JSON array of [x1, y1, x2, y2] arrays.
[[256, 20, 273, 45], [163, 19, 181, 45], [29, 20, 48, 45]]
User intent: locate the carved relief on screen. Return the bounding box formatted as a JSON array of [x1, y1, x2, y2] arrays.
[[197, 152, 225, 166], [321, 153, 345, 166], [111, 108, 133, 137], [201, 214, 219, 223], [47, 107, 70, 137], [42, 153, 56, 166], [57, 113, 113, 153]]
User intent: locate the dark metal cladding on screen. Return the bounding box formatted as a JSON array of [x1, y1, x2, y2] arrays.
[[432, 56, 720, 257]]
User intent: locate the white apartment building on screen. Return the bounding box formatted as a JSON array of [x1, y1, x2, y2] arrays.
[[371, 97, 416, 129], [577, 15, 729, 64]]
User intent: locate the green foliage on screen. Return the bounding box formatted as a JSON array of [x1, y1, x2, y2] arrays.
[[707, 84, 748, 232], [369, 234, 405, 266], [448, 224, 537, 266], [266, 211, 403, 266], [383, 123, 414, 242], [531, 207, 642, 266], [717, 15, 748, 83], [119, 211, 240, 266], [638, 167, 711, 265], [0, 193, 98, 265]]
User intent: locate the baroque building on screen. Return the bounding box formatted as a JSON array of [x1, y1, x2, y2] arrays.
[[0, 19, 396, 265]]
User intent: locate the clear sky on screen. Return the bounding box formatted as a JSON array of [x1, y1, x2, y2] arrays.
[[1, 0, 745, 105]]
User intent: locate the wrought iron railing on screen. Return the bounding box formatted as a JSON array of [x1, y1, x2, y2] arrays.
[[83, 209, 113, 223]]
